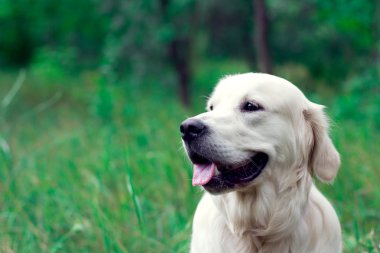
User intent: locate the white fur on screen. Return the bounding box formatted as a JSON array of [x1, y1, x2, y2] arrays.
[[188, 73, 341, 253]]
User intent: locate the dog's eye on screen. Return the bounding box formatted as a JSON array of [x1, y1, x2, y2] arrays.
[[242, 102, 263, 112], [209, 105, 213, 111]]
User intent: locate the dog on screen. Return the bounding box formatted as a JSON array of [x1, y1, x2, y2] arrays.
[[180, 73, 341, 253]]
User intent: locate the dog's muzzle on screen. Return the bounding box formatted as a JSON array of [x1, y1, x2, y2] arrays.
[[180, 118, 269, 194]]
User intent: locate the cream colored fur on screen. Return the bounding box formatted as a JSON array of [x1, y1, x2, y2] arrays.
[[188, 73, 341, 253]]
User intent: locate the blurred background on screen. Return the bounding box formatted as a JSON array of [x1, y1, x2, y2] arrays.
[[0, 0, 379, 252]]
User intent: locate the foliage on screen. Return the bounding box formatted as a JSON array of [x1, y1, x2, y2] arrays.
[[0, 0, 108, 66], [333, 68, 380, 129], [29, 47, 76, 82], [1, 0, 379, 84], [268, 0, 378, 82]]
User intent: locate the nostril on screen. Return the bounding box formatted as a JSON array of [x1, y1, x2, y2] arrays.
[[188, 123, 204, 135], [180, 124, 185, 136]]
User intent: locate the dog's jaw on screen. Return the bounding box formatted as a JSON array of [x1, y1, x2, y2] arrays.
[[186, 147, 269, 194], [210, 164, 312, 247]]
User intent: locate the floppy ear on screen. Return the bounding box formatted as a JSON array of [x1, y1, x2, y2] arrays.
[[304, 104, 340, 183]]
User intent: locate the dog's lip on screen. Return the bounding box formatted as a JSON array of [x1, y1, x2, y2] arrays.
[[188, 150, 269, 193], [211, 152, 268, 184], [188, 150, 265, 173], [215, 160, 252, 172], [188, 151, 212, 166]]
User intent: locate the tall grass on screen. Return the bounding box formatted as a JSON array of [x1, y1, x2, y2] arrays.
[[0, 63, 379, 252]]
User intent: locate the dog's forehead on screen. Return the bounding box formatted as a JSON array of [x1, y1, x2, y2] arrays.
[[208, 73, 307, 108]]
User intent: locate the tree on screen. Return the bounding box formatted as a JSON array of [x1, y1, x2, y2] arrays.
[[253, 0, 272, 73], [159, 0, 196, 107]]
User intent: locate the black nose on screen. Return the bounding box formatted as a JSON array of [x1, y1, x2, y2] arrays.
[[180, 118, 207, 141]]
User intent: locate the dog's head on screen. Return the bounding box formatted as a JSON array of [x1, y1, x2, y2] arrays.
[[180, 73, 340, 194]]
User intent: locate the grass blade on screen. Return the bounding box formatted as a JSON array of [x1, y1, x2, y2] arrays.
[[1, 69, 25, 109], [125, 172, 144, 231]]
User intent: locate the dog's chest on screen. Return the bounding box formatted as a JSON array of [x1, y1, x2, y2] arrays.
[[191, 221, 258, 253], [190, 194, 259, 253]]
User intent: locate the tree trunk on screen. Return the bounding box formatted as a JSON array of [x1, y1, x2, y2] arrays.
[[375, 1, 380, 68], [253, 0, 272, 73], [159, 0, 192, 107], [169, 39, 191, 107]]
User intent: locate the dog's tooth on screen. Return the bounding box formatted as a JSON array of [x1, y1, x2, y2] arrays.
[[214, 167, 220, 175]]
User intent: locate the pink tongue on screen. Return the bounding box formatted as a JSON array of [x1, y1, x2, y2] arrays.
[[192, 163, 215, 186]]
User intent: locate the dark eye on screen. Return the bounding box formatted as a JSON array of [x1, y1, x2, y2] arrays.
[[209, 105, 213, 111], [241, 102, 263, 112]]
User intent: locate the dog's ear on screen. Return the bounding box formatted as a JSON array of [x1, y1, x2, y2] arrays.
[[303, 104, 340, 182]]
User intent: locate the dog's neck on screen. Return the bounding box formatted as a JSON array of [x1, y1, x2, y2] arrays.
[[210, 165, 312, 247]]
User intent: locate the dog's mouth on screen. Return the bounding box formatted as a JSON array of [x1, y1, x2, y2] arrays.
[[189, 151, 269, 194]]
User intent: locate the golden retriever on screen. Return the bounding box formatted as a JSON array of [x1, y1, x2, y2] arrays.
[[180, 73, 341, 253]]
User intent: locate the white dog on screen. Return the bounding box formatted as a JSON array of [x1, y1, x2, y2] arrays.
[[180, 73, 341, 253]]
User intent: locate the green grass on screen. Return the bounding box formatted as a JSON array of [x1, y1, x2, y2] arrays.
[[0, 63, 379, 252]]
